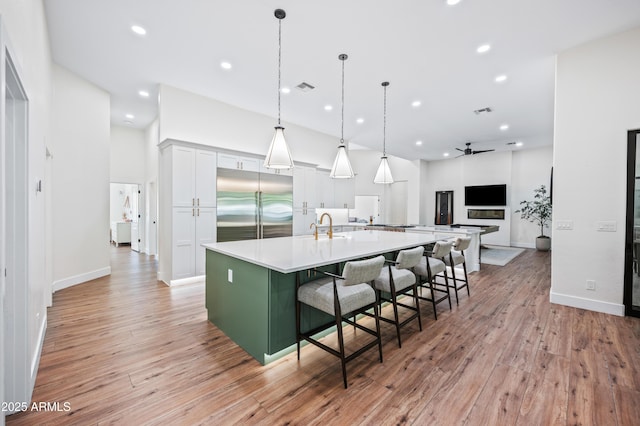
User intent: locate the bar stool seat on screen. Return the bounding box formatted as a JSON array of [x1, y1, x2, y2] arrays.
[[296, 255, 385, 388], [443, 236, 471, 304], [372, 246, 424, 347], [414, 240, 453, 320]]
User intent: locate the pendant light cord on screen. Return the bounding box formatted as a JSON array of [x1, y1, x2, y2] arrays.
[[383, 84, 387, 155], [277, 18, 282, 126], [341, 58, 345, 143]]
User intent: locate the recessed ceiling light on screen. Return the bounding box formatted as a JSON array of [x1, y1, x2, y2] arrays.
[[476, 44, 491, 54], [495, 74, 508, 83], [220, 62, 232, 70], [356, 118, 364, 124], [281, 87, 290, 94], [500, 124, 509, 131], [443, 152, 450, 157], [324, 105, 333, 111], [515, 141, 524, 147], [415, 141, 423, 146], [125, 114, 135, 119], [131, 25, 146, 36], [447, 0, 461, 5], [412, 100, 422, 108], [138, 90, 149, 98]]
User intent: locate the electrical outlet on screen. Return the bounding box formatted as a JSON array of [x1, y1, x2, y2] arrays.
[[557, 220, 573, 230], [596, 221, 617, 232], [228, 269, 233, 283], [586, 280, 596, 291]]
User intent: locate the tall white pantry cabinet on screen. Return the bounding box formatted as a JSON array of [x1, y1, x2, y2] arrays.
[[160, 143, 217, 285]]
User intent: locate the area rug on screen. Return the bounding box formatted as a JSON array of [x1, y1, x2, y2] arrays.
[[481, 245, 525, 266]]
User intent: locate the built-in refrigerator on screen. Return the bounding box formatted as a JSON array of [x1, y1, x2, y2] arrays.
[[216, 168, 293, 242]]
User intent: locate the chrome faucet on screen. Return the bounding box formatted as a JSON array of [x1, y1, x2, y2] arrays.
[[310, 223, 318, 240], [319, 212, 333, 239]]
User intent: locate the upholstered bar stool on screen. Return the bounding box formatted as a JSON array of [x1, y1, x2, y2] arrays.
[[372, 246, 424, 348], [414, 240, 453, 320], [444, 236, 471, 304], [296, 255, 385, 388]]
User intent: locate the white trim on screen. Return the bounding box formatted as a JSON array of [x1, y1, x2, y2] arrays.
[[52, 266, 111, 292], [167, 275, 205, 287], [550, 290, 625, 316], [510, 241, 536, 249], [30, 316, 46, 389]]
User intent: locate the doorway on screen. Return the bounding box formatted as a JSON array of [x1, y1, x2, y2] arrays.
[[3, 47, 30, 410], [109, 183, 144, 252], [624, 129, 640, 317], [435, 191, 454, 225]]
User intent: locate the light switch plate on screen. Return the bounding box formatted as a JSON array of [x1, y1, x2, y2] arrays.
[[596, 221, 616, 232], [556, 220, 573, 230], [228, 269, 233, 283]]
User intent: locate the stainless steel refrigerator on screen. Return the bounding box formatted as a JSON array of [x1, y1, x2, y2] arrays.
[[216, 169, 293, 242]]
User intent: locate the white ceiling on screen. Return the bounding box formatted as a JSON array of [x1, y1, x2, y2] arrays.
[[43, 0, 640, 161]]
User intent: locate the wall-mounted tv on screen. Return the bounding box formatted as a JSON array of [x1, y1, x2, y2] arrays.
[[464, 184, 507, 206]]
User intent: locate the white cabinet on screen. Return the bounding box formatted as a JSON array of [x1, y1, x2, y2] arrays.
[[333, 178, 355, 209], [171, 146, 217, 207], [259, 162, 293, 176], [293, 166, 316, 209], [161, 144, 218, 284], [111, 221, 131, 246], [293, 208, 316, 236], [315, 170, 334, 208], [172, 207, 217, 279], [218, 153, 260, 172]]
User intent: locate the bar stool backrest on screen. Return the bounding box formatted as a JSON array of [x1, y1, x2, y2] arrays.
[[342, 255, 385, 286], [396, 246, 424, 269], [432, 240, 454, 259], [454, 237, 471, 251]]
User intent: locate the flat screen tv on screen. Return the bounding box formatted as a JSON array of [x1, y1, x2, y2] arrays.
[[464, 184, 507, 206]]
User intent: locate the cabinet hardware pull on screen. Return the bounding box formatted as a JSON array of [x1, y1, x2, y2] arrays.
[[192, 198, 195, 206], [192, 208, 195, 217], [197, 208, 200, 216], [197, 198, 200, 206]]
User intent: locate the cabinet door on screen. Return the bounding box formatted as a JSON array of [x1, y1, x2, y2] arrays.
[[293, 166, 317, 209], [315, 171, 334, 208], [172, 146, 196, 207], [334, 178, 355, 209], [172, 207, 196, 280], [195, 150, 217, 207], [293, 208, 316, 236], [218, 153, 241, 170], [195, 207, 217, 276], [238, 156, 260, 172], [260, 162, 293, 176]]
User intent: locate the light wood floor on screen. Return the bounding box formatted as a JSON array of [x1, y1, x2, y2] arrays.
[[7, 246, 640, 425]]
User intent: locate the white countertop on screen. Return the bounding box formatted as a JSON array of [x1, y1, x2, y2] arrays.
[[408, 226, 483, 234], [204, 230, 439, 274]]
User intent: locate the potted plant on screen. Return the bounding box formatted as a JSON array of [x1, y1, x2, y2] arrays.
[[516, 185, 552, 251]]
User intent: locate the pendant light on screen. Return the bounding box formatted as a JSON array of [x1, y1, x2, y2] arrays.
[[374, 81, 394, 184], [330, 54, 355, 179], [264, 9, 294, 169]]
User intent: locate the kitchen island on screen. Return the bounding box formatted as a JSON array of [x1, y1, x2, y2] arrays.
[[204, 230, 439, 364]]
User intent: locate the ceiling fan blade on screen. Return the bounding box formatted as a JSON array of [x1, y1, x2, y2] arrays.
[[455, 148, 465, 152], [472, 149, 495, 154]]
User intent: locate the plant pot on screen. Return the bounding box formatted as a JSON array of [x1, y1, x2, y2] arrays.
[[536, 236, 551, 251]]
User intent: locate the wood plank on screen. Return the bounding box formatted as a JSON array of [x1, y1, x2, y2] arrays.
[[7, 245, 640, 425]]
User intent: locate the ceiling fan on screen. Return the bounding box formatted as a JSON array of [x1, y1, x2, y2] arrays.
[[455, 142, 495, 157]]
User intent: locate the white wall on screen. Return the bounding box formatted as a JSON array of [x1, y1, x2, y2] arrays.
[[110, 125, 146, 184], [0, 0, 52, 411], [423, 147, 553, 247], [158, 84, 337, 168], [144, 119, 159, 255], [51, 64, 111, 292], [552, 26, 640, 316]]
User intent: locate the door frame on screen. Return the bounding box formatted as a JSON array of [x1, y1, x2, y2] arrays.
[[624, 129, 640, 317]]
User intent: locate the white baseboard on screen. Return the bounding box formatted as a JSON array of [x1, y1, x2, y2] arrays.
[[30, 316, 47, 397], [550, 291, 625, 316], [510, 241, 536, 249], [166, 275, 205, 287], [52, 266, 111, 292]]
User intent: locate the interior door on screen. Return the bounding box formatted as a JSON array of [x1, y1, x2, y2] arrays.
[[624, 129, 640, 317], [130, 185, 140, 251]]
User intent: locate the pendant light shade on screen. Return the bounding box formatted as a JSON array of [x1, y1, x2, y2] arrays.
[[264, 9, 294, 170], [374, 156, 394, 184], [330, 53, 355, 179], [374, 81, 394, 184]]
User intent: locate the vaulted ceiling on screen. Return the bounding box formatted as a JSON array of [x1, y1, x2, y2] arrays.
[[44, 0, 640, 160]]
